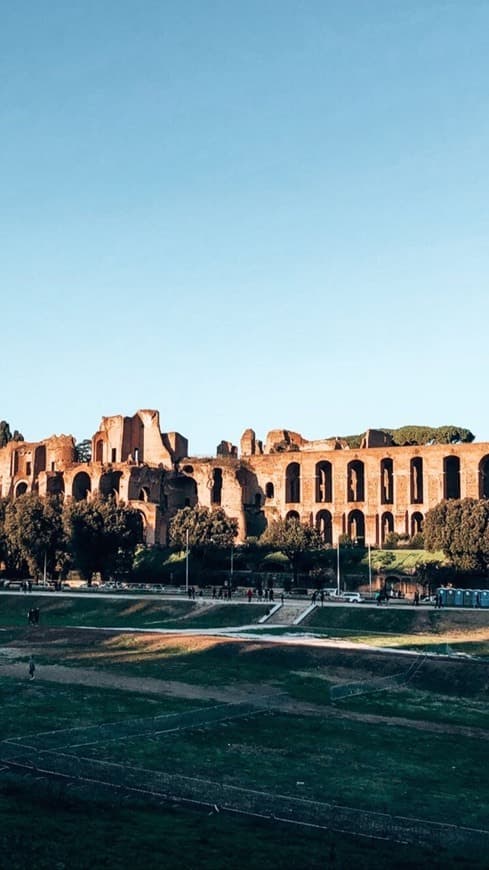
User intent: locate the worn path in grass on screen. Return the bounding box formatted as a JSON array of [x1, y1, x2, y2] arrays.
[[2, 660, 489, 743]]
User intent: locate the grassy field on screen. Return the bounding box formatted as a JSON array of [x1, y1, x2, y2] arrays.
[[0, 593, 269, 629], [2, 782, 455, 870], [1, 595, 489, 867]]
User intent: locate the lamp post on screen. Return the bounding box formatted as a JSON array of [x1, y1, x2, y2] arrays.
[[368, 543, 372, 596], [230, 545, 234, 589], [185, 528, 189, 594], [336, 539, 341, 595]]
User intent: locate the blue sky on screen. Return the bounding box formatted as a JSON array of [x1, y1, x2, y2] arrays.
[[2, 1, 488, 453]]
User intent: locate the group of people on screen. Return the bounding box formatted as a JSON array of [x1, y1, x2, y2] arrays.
[[212, 587, 233, 599], [311, 590, 325, 606], [246, 587, 274, 602]]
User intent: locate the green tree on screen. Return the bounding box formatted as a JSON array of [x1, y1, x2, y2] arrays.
[[0, 497, 11, 572], [63, 497, 143, 583], [0, 421, 24, 448], [75, 439, 92, 463], [424, 498, 489, 573], [4, 494, 64, 579], [169, 506, 238, 562], [259, 518, 322, 585]]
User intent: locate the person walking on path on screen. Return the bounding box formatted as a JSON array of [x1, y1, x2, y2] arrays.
[[28, 656, 35, 680]]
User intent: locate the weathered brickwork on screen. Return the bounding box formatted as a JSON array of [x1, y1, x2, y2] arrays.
[[1, 411, 488, 547]]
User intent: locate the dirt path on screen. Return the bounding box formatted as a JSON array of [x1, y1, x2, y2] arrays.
[[1, 661, 489, 742]]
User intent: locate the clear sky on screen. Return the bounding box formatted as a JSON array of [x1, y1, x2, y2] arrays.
[[2, 1, 488, 454]]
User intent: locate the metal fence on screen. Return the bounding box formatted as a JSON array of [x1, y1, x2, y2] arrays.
[[3, 701, 270, 752], [2, 749, 489, 858], [330, 653, 427, 701]]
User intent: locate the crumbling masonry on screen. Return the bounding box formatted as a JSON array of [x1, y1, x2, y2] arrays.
[[1, 409, 488, 547]]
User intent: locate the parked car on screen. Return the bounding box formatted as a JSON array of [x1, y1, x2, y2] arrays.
[[328, 591, 364, 603]]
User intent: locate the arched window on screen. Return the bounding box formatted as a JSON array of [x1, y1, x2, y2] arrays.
[[95, 440, 104, 463], [411, 512, 424, 536], [47, 475, 64, 497], [381, 511, 394, 544], [347, 460, 365, 502], [265, 482, 274, 499], [72, 472, 91, 501], [410, 457, 424, 504], [315, 461, 332, 503], [34, 445, 46, 476], [316, 510, 332, 544], [443, 456, 460, 499], [347, 509, 365, 544], [211, 468, 222, 505], [99, 471, 122, 499], [15, 481, 28, 498], [285, 510, 300, 523], [480, 456, 489, 499], [380, 458, 394, 505], [285, 463, 301, 503]]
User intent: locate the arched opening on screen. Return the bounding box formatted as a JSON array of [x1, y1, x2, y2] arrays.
[[411, 512, 424, 536], [380, 458, 394, 505], [47, 475, 65, 497], [381, 511, 394, 544], [15, 481, 28, 498], [95, 440, 104, 463], [443, 456, 460, 499], [285, 510, 300, 523], [316, 509, 333, 544], [211, 468, 223, 505], [72, 472, 91, 502], [315, 461, 332, 503], [136, 510, 148, 544], [347, 509, 365, 544], [347, 460, 365, 502], [182, 465, 194, 474], [138, 487, 150, 502], [410, 457, 424, 504], [34, 445, 46, 476], [265, 482, 274, 499], [169, 476, 198, 510], [99, 470, 122, 499], [480, 456, 489, 499], [285, 462, 301, 503]]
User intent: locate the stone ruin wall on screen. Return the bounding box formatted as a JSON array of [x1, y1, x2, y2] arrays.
[[0, 411, 488, 548]]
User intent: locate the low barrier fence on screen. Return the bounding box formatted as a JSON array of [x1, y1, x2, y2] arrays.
[[3, 701, 269, 752], [2, 749, 489, 857], [330, 654, 427, 701]]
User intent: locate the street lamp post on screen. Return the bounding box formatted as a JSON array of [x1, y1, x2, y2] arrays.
[[368, 543, 372, 596], [185, 528, 189, 594], [336, 539, 341, 595]]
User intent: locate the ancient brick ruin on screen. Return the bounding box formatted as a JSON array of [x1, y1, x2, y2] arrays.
[[1, 409, 488, 547]]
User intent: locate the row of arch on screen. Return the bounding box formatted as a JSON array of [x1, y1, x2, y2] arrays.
[[284, 509, 424, 545], [14, 471, 151, 504], [282, 456, 489, 504]]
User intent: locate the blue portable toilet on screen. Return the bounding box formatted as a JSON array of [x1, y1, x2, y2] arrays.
[[443, 588, 456, 607], [480, 590, 489, 608], [454, 589, 464, 607], [463, 589, 473, 607]]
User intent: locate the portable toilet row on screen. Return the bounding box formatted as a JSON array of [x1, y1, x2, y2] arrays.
[[439, 588, 489, 608]]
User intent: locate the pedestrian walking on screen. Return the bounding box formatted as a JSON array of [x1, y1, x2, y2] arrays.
[[28, 656, 35, 680]]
